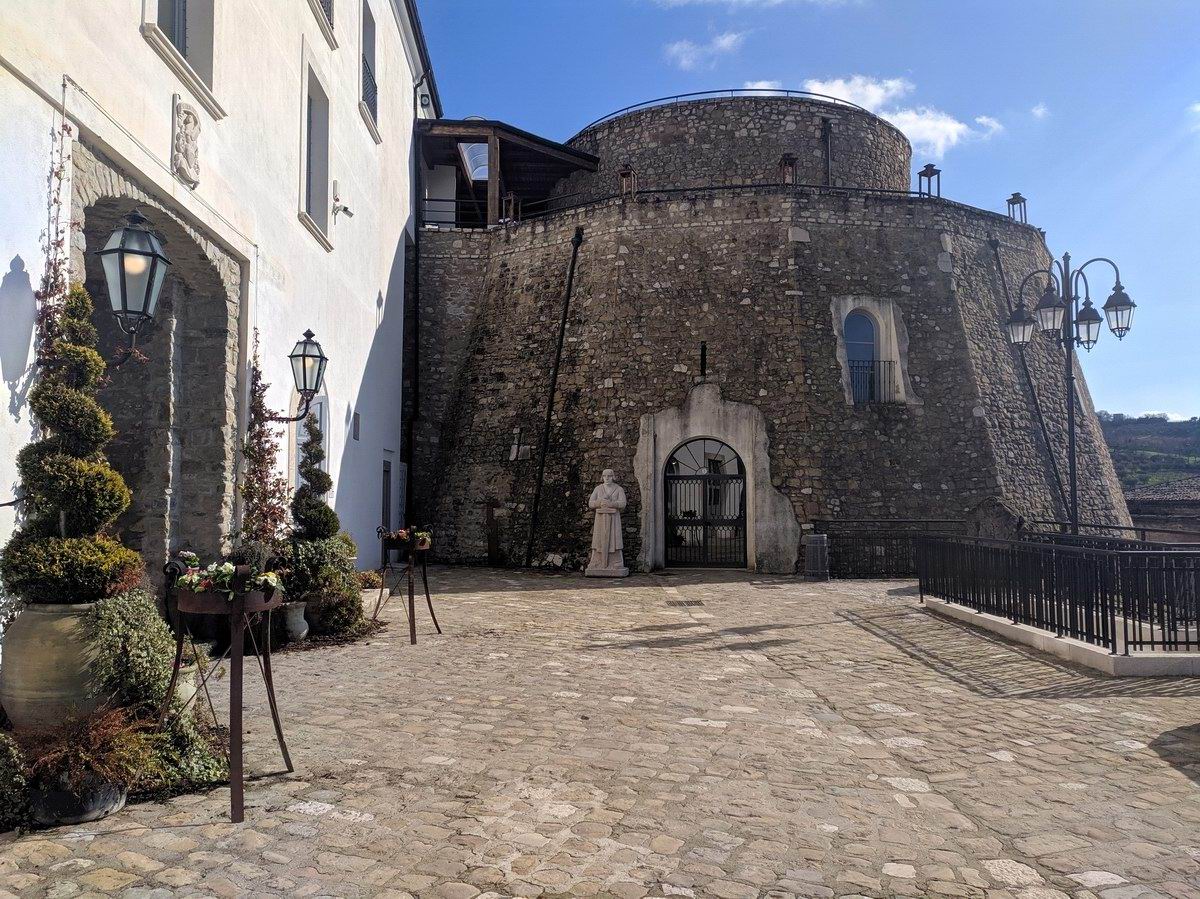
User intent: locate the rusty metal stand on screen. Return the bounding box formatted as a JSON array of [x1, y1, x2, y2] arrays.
[[373, 543, 441, 643], [161, 565, 293, 823]]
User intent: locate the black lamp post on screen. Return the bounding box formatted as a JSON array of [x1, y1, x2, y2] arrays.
[[271, 330, 329, 423], [97, 209, 171, 350], [1004, 251, 1136, 532]]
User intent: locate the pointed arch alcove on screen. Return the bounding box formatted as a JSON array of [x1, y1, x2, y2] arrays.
[[71, 142, 245, 580]]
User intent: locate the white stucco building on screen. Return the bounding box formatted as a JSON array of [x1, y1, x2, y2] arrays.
[[0, 0, 440, 572]]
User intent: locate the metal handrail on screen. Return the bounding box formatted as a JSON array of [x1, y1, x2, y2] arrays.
[[576, 88, 870, 134]]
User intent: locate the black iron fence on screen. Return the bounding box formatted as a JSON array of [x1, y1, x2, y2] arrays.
[[813, 519, 964, 578], [917, 535, 1200, 654], [361, 55, 378, 124], [848, 360, 898, 405]]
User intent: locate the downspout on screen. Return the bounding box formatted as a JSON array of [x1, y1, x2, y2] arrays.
[[405, 71, 429, 526], [988, 235, 1070, 515], [525, 226, 585, 567]]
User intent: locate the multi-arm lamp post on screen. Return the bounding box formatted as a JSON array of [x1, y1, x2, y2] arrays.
[[1004, 251, 1136, 533]]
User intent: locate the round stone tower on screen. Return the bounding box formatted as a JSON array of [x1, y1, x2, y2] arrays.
[[414, 93, 1130, 572], [556, 95, 911, 198]]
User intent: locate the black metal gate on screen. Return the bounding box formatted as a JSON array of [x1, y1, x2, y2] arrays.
[[664, 438, 747, 567]]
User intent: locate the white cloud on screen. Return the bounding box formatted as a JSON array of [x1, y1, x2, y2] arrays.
[[802, 74, 1002, 159], [743, 79, 783, 90], [664, 31, 747, 70], [974, 115, 1004, 136], [803, 75, 912, 110], [1189, 102, 1200, 132], [1031, 102, 1050, 119]]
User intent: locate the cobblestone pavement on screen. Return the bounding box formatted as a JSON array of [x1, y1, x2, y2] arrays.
[[3, 569, 1200, 899]]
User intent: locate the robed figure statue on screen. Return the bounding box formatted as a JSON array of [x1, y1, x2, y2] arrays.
[[586, 469, 629, 577]]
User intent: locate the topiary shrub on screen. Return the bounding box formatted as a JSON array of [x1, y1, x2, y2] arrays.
[[0, 284, 143, 604], [291, 413, 339, 540], [0, 734, 29, 832]]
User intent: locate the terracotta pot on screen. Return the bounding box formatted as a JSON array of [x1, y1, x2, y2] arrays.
[[0, 604, 101, 730], [30, 776, 127, 826], [284, 602, 309, 642]]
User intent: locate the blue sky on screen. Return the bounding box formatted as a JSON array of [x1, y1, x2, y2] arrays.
[[419, 0, 1200, 418]]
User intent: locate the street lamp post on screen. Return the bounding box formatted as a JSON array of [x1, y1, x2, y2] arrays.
[[1004, 251, 1136, 533]]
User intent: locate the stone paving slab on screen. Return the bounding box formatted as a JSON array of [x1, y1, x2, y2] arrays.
[[1, 569, 1198, 898]]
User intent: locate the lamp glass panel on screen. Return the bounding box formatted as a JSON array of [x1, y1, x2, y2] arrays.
[[146, 261, 167, 319], [101, 252, 124, 315], [1007, 317, 1035, 346]]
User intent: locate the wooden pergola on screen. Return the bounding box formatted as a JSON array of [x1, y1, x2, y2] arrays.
[[418, 119, 599, 226]]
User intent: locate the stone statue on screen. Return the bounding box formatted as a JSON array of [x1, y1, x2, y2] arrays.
[[172, 95, 200, 188], [586, 469, 629, 577]]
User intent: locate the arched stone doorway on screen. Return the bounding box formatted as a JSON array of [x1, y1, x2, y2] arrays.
[[664, 437, 746, 567], [71, 142, 244, 580], [635, 382, 801, 573]]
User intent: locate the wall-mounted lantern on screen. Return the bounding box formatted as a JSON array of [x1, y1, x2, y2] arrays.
[[1006, 192, 1028, 223], [917, 164, 941, 198], [97, 209, 170, 350], [271, 330, 329, 422]]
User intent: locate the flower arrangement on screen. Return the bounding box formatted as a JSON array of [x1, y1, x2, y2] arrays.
[[378, 528, 432, 550], [175, 553, 281, 599]]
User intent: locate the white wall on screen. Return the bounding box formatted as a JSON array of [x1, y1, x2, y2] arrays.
[[0, 0, 434, 567]]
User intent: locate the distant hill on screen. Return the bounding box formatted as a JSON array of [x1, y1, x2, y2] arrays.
[[1097, 412, 1200, 490]]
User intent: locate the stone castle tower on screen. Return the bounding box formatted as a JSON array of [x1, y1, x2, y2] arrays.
[[412, 94, 1129, 572]]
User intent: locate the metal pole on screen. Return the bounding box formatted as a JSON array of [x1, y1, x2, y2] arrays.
[[1061, 252, 1079, 534], [525, 227, 584, 567]]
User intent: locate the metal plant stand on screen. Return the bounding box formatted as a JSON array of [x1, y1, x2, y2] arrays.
[[375, 528, 441, 644], [161, 564, 293, 823]]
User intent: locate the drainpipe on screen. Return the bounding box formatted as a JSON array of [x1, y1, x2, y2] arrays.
[[525, 226, 584, 567], [405, 71, 429, 526], [988, 235, 1070, 516]]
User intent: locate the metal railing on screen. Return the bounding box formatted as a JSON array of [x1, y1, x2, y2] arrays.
[[917, 535, 1200, 654], [813, 519, 965, 578], [361, 55, 378, 124], [1031, 519, 1200, 543], [848, 359, 898, 405], [576, 88, 870, 134]]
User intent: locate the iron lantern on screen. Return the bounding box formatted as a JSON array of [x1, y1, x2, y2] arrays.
[[1033, 282, 1065, 334], [1102, 284, 1135, 339], [96, 209, 170, 346], [1005, 301, 1038, 347], [288, 330, 328, 402], [1074, 298, 1103, 350]]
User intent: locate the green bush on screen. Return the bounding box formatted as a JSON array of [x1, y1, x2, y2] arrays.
[[283, 535, 363, 636], [83, 590, 225, 794], [1, 283, 141, 605], [0, 734, 29, 832], [1, 534, 142, 605], [357, 569, 383, 591], [292, 495, 340, 540], [308, 588, 364, 635]]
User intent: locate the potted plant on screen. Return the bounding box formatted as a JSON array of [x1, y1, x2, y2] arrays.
[[21, 708, 157, 826], [175, 556, 282, 615], [0, 285, 142, 730]]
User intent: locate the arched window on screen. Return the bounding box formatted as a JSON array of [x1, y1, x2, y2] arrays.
[[294, 393, 329, 491], [844, 310, 878, 404]]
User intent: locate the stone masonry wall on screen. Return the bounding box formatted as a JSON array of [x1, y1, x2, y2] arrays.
[[416, 188, 1130, 569], [554, 97, 912, 203]]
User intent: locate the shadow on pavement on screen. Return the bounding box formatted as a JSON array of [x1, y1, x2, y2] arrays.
[[1149, 724, 1200, 787], [840, 606, 1200, 700]]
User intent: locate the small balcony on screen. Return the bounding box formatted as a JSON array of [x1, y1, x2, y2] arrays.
[[361, 55, 378, 124], [848, 359, 900, 405]]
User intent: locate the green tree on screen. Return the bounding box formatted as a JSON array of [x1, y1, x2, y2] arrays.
[[291, 412, 339, 539]]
